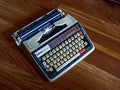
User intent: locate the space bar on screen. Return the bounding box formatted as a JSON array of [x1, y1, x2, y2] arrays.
[[56, 53, 80, 72]]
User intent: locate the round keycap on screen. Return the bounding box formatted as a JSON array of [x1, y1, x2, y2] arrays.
[[52, 49, 56, 53], [76, 49, 79, 53], [57, 62, 61, 66], [73, 51, 76, 55], [78, 42, 81, 46], [84, 41, 88, 46], [66, 51, 69, 55], [60, 60, 64, 64], [70, 53, 73, 57], [54, 64, 58, 69], [62, 43, 65, 47], [53, 60, 57, 64], [56, 58, 60, 62], [42, 56, 46, 60], [53, 54, 57, 58], [63, 48, 66, 52], [63, 58, 67, 62], [78, 37, 81, 41], [50, 57, 53, 61], [46, 59, 50, 63], [67, 55, 70, 59], [46, 65, 50, 69], [79, 46, 82, 50], [69, 44, 72, 47], [56, 52, 60, 56], [65, 41, 68, 45], [42, 61, 46, 66], [81, 44, 85, 48], [60, 50, 63, 54], [63, 53, 66, 57], [49, 67, 53, 72], [74, 34, 78, 38], [71, 36, 74, 40], [46, 54, 49, 58], [72, 42, 75, 45], [66, 46, 69, 50], [59, 45, 62, 49], [80, 35, 84, 39], [77, 33, 80, 36], [72, 46, 75, 50], [69, 48, 72, 52], [55, 47, 59, 51], [50, 62, 53, 66], [75, 39, 78, 43], [68, 38, 71, 43], [81, 40, 84, 44], [49, 51, 53, 56], [59, 55, 63, 59], [75, 44, 78, 49]]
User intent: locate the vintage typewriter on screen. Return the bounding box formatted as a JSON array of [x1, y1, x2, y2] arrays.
[[12, 8, 95, 82]]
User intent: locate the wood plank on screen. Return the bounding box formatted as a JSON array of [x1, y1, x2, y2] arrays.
[[0, 0, 120, 90]]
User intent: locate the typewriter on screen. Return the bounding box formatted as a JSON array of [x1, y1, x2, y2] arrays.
[[12, 8, 95, 82]]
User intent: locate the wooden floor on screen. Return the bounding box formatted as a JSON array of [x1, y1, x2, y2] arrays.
[[0, 0, 120, 90]]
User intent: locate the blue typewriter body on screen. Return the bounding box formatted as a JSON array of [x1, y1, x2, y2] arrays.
[[12, 9, 95, 82]]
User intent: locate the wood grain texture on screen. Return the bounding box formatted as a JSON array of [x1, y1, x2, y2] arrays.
[[0, 0, 120, 90]]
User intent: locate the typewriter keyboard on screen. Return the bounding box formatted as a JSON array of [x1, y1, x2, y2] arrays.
[[41, 31, 89, 74]]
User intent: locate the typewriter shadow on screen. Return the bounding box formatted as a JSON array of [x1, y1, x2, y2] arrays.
[[1, 9, 54, 81], [1, 8, 49, 44]]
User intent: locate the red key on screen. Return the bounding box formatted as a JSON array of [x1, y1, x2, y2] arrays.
[[79, 31, 83, 35], [80, 48, 86, 54]]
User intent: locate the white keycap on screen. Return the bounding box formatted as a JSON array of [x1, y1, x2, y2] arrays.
[[80, 35, 84, 39], [56, 52, 60, 56], [77, 33, 80, 36], [84, 41, 88, 46], [49, 67, 53, 72], [71, 36, 74, 40], [42, 61, 46, 66], [70, 53, 73, 57], [56, 58, 60, 62], [68, 38, 71, 43], [46, 59, 50, 63], [46, 65, 50, 68], [50, 57, 53, 61], [52, 49, 56, 53], [59, 45, 62, 49], [74, 34, 77, 38], [53, 60, 57, 64], [65, 41, 68, 45], [62, 43, 65, 47], [69, 48, 72, 52], [42, 56, 46, 60], [60, 55, 63, 59], [60, 50, 63, 54], [50, 62, 54, 66], [49, 51, 53, 56], [54, 64, 58, 69], [55, 47, 59, 51], [63, 58, 67, 62], [53, 54, 57, 58], [79, 46, 82, 50], [46, 54, 49, 58], [57, 62, 61, 66], [75, 44, 78, 49], [60, 60, 64, 64]]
